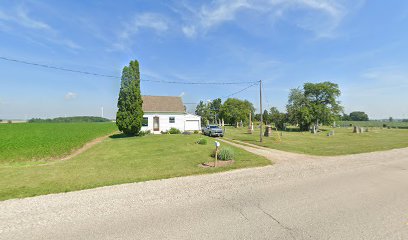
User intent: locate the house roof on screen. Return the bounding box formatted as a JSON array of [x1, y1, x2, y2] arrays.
[[142, 96, 185, 113]]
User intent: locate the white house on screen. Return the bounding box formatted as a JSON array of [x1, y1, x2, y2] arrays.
[[141, 95, 201, 133]]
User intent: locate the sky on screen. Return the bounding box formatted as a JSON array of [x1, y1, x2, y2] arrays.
[[0, 0, 408, 120]]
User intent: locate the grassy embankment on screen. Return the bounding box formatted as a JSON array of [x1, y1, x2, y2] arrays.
[[224, 125, 408, 156], [0, 123, 269, 201]]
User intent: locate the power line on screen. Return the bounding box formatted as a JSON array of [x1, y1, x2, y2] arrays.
[[0, 56, 257, 85], [0, 56, 119, 79], [222, 82, 259, 99]]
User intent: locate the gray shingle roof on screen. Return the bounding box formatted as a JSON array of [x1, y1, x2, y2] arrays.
[[142, 96, 185, 113]]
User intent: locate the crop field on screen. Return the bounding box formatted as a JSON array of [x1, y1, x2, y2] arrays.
[[0, 122, 117, 163], [0, 134, 270, 200], [225, 126, 408, 156]]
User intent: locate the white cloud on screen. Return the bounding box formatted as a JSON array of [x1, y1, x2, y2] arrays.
[[0, 5, 81, 50], [182, 25, 197, 38], [64, 92, 77, 100], [112, 13, 169, 51], [179, 92, 185, 97], [15, 6, 51, 30], [180, 0, 349, 38]]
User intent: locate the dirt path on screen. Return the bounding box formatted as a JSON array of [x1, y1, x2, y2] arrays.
[[59, 136, 106, 161], [57, 132, 118, 162]]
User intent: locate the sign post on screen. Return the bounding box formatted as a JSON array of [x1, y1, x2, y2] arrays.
[[214, 141, 220, 167]]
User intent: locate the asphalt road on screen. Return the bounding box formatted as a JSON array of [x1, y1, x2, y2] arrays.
[[1, 143, 408, 240]]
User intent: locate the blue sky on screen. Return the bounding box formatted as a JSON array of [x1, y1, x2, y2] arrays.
[[0, 0, 408, 120]]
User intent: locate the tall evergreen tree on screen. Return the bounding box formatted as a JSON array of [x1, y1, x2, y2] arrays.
[[116, 60, 143, 136]]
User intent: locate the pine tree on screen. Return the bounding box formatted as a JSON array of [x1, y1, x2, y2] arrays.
[[116, 60, 143, 136]]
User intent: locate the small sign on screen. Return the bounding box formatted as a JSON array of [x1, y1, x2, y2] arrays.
[[214, 141, 220, 147]]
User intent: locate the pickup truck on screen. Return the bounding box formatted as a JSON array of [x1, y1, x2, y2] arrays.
[[202, 125, 224, 137]]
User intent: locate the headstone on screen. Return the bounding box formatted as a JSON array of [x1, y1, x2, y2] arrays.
[[327, 130, 335, 137], [264, 125, 272, 137], [353, 126, 364, 134]]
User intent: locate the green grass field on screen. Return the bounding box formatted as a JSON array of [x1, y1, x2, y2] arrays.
[[338, 121, 408, 128], [225, 126, 408, 156], [0, 134, 270, 201], [0, 122, 117, 163]]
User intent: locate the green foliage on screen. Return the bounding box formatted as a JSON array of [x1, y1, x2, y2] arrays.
[[168, 127, 181, 134], [138, 130, 151, 136], [116, 60, 143, 136], [193, 130, 200, 134], [209, 98, 222, 122], [219, 98, 255, 125], [269, 107, 288, 130], [287, 82, 343, 131], [195, 98, 222, 125], [262, 109, 269, 124], [212, 147, 235, 160], [349, 111, 369, 121], [196, 138, 207, 145], [28, 116, 111, 123], [287, 88, 312, 131], [0, 123, 116, 162], [195, 100, 211, 126]]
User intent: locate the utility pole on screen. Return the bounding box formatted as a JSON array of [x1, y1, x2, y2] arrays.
[[259, 80, 263, 142]]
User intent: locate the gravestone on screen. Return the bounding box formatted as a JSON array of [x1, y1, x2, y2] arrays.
[[264, 125, 272, 137], [353, 126, 365, 134], [327, 130, 335, 137]]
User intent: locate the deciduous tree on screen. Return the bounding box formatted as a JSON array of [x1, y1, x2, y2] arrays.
[[219, 98, 255, 125], [287, 82, 343, 131]]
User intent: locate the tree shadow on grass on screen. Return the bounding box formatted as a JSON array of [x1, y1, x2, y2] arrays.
[[109, 133, 136, 139]]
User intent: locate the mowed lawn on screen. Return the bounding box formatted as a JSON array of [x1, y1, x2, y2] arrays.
[[0, 122, 117, 162], [225, 126, 408, 156], [0, 134, 270, 201]]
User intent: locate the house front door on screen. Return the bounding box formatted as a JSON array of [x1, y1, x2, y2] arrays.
[[153, 116, 160, 131]]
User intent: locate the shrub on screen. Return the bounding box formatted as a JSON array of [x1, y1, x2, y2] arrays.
[[182, 131, 192, 135], [193, 130, 199, 134], [196, 138, 207, 145], [211, 147, 235, 160], [7, 120, 12, 124], [383, 123, 387, 128], [168, 127, 181, 134], [138, 130, 151, 136]]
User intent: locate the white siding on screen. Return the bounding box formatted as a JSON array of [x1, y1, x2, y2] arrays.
[[141, 113, 201, 133]]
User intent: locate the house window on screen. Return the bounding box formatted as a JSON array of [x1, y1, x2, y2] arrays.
[[169, 117, 175, 123], [142, 117, 148, 126]]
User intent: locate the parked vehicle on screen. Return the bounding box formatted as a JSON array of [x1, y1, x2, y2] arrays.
[[202, 125, 224, 137]]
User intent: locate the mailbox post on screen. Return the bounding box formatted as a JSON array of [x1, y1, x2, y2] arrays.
[[214, 141, 220, 167]]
